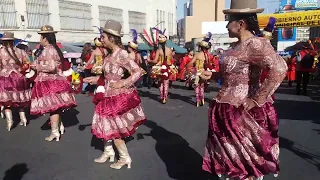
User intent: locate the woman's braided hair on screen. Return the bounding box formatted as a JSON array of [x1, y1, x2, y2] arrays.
[[3, 41, 22, 66], [35, 33, 66, 70], [231, 13, 262, 36]]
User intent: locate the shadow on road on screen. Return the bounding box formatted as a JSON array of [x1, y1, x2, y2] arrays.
[[280, 136, 320, 171], [137, 120, 216, 180], [40, 108, 80, 131], [3, 163, 29, 180], [274, 99, 319, 125]]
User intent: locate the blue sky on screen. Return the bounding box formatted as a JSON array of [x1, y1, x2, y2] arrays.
[[177, 0, 284, 20]]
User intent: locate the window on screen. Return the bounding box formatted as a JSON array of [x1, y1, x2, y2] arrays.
[[157, 10, 159, 25], [99, 6, 123, 32], [163, 11, 165, 30], [26, 0, 50, 29], [168, 12, 174, 36], [59, 0, 92, 31], [0, 0, 17, 28], [128, 11, 146, 33], [160, 10, 162, 29]]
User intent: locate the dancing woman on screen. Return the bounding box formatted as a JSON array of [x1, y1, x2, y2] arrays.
[[0, 32, 31, 131], [186, 32, 216, 107], [201, 1, 288, 179], [148, 29, 178, 104], [30, 25, 77, 142], [84, 20, 146, 169]]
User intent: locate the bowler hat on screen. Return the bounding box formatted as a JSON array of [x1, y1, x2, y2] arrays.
[[223, 0, 264, 14]]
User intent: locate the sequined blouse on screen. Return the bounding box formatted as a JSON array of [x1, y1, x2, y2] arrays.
[[215, 36, 288, 107], [32, 45, 66, 82], [0, 47, 29, 77], [93, 49, 143, 97]]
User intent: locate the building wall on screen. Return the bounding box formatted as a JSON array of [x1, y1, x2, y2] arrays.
[[184, 0, 225, 42], [0, 0, 177, 44]]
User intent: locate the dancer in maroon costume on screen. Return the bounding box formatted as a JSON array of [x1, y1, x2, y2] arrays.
[[30, 25, 77, 142], [201, 1, 288, 179], [0, 32, 31, 131], [84, 20, 146, 169]]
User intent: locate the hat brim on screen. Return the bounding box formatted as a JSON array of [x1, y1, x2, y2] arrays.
[[101, 27, 123, 37], [37, 31, 58, 34], [0, 38, 15, 40], [223, 8, 264, 14], [128, 42, 138, 49]]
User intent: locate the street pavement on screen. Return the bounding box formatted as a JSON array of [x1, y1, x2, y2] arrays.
[[0, 82, 320, 180]]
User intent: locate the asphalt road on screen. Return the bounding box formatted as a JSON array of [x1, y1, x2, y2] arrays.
[[0, 82, 320, 180]]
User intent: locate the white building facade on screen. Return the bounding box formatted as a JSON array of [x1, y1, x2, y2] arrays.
[[0, 0, 177, 44]]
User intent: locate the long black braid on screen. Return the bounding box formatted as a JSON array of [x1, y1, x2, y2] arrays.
[[3, 41, 22, 66], [35, 33, 65, 70]]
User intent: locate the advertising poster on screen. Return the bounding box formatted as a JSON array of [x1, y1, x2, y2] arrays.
[[280, 0, 318, 11], [278, 27, 297, 41]]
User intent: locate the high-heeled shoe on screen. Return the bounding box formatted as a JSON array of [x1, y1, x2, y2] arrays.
[[5, 110, 13, 132], [45, 120, 60, 142], [162, 98, 167, 104], [94, 145, 115, 163], [19, 111, 27, 127], [1, 106, 4, 119], [60, 122, 65, 135], [110, 141, 132, 169], [196, 102, 200, 107]]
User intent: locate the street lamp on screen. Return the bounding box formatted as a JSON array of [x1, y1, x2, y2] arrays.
[[153, 21, 165, 28]]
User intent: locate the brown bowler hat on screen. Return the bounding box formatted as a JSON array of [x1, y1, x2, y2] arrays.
[[38, 25, 57, 34], [0, 31, 15, 40], [101, 20, 123, 37], [223, 0, 264, 14]]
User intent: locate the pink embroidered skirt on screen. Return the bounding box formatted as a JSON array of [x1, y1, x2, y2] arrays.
[[30, 79, 77, 115], [0, 72, 31, 107], [91, 90, 146, 141], [202, 101, 279, 180]]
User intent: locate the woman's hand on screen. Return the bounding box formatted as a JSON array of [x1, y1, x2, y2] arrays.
[[243, 98, 256, 111], [200, 70, 212, 80]]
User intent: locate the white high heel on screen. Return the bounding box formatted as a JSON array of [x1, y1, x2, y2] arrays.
[[5, 110, 13, 132], [110, 142, 132, 169], [45, 120, 60, 142], [60, 122, 65, 135], [19, 111, 27, 127], [94, 145, 115, 163], [1, 106, 4, 119]]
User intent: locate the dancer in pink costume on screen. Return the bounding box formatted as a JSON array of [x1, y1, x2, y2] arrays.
[[186, 32, 216, 107], [0, 32, 31, 131], [84, 20, 146, 169], [148, 28, 178, 104], [201, 1, 288, 179], [30, 25, 77, 142]]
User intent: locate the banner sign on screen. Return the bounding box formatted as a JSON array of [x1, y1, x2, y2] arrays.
[[258, 10, 320, 28]]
